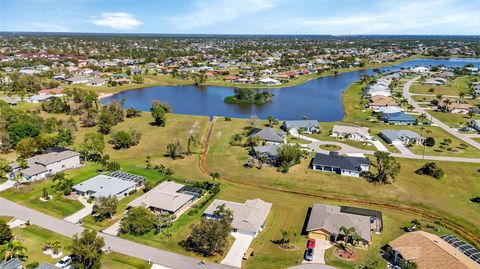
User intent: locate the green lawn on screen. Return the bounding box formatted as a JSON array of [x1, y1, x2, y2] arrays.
[[0, 164, 100, 218], [207, 118, 480, 240], [5, 225, 149, 268], [409, 76, 475, 96]]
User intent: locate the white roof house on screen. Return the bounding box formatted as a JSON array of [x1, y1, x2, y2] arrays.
[[128, 181, 197, 216], [258, 77, 281, 85], [331, 124, 370, 141], [73, 175, 138, 199], [204, 199, 272, 236]]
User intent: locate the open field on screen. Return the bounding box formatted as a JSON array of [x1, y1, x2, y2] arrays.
[[206, 118, 480, 239], [6, 224, 150, 268], [409, 76, 474, 96]]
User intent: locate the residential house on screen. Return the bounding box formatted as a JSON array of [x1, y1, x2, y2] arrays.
[[305, 203, 382, 246], [66, 76, 89, 84], [10, 148, 80, 182], [204, 198, 272, 237], [311, 152, 369, 177], [439, 100, 473, 114], [128, 181, 200, 217], [423, 77, 447, 85], [248, 128, 287, 145], [331, 124, 370, 141], [368, 96, 398, 110], [86, 78, 106, 87], [387, 231, 478, 269], [379, 129, 425, 145], [38, 88, 63, 96], [35, 263, 58, 269], [258, 77, 281, 85], [469, 119, 480, 132], [0, 258, 23, 269], [252, 145, 281, 166], [412, 66, 429, 73], [73, 171, 145, 199], [378, 106, 403, 114], [282, 120, 320, 134], [382, 112, 417, 125]]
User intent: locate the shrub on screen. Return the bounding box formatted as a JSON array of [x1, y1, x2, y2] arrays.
[[416, 162, 444, 179], [424, 137, 435, 147]]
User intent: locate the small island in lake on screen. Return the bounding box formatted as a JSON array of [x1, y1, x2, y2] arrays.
[[224, 88, 274, 105]]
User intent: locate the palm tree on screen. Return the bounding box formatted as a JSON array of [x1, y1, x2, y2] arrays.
[[209, 172, 220, 181], [186, 135, 198, 155], [407, 104, 415, 112], [339, 226, 355, 252], [435, 94, 443, 102], [4, 240, 27, 261], [442, 99, 452, 112], [350, 232, 362, 254], [267, 115, 274, 127], [418, 113, 427, 123], [459, 92, 465, 99], [428, 87, 435, 94]]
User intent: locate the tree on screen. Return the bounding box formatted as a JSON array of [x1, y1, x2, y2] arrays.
[[52, 172, 74, 195], [42, 187, 50, 200], [157, 212, 175, 235], [339, 226, 356, 252], [80, 133, 105, 161], [362, 151, 400, 184], [126, 107, 141, 118], [229, 133, 243, 146], [418, 113, 427, 123], [132, 75, 144, 84], [277, 144, 303, 168], [400, 259, 418, 269], [7, 122, 40, 145], [97, 108, 115, 134], [0, 219, 13, 243], [267, 115, 275, 127], [69, 230, 105, 269], [49, 240, 62, 255], [92, 196, 118, 221], [120, 207, 158, 236], [209, 172, 220, 181], [16, 137, 38, 158], [166, 141, 184, 160], [468, 109, 476, 119], [416, 162, 444, 179], [249, 115, 258, 128], [151, 101, 166, 126], [111, 131, 132, 149], [4, 240, 27, 261], [182, 206, 232, 256], [424, 137, 435, 147], [186, 135, 198, 155]]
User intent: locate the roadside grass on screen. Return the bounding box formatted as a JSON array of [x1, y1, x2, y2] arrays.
[[0, 164, 100, 218], [319, 144, 342, 151], [428, 111, 480, 128], [207, 118, 480, 237], [9, 225, 149, 268]]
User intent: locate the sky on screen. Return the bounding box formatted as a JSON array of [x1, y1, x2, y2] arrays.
[[0, 0, 479, 35]]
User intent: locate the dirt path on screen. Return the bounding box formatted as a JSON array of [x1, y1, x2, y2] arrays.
[[199, 120, 480, 248]]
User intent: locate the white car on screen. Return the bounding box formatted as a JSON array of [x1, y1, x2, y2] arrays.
[[55, 256, 72, 268]]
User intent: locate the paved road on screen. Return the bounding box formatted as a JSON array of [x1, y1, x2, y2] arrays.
[[293, 129, 480, 163], [403, 77, 480, 150], [0, 198, 233, 269]]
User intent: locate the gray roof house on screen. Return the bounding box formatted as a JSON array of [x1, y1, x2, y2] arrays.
[[204, 198, 272, 236], [282, 120, 320, 134], [248, 128, 286, 144], [73, 171, 145, 199], [305, 203, 382, 245], [469, 119, 480, 132], [252, 144, 281, 165], [128, 181, 199, 216], [311, 152, 369, 177], [379, 129, 425, 145], [0, 258, 23, 269], [331, 124, 370, 141], [35, 263, 58, 269]]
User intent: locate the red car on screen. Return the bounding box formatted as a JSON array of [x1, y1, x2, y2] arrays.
[[307, 238, 316, 249]]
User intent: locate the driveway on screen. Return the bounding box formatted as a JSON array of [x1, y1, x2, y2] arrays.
[[103, 219, 122, 236], [302, 240, 332, 265], [0, 180, 16, 192], [368, 137, 389, 152], [221, 232, 254, 268], [64, 196, 93, 224], [392, 141, 414, 155], [0, 197, 233, 269]]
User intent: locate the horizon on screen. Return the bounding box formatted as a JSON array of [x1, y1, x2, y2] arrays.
[[1, 0, 479, 35]]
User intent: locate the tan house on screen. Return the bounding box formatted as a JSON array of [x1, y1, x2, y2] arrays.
[[369, 95, 398, 110], [388, 231, 478, 269]]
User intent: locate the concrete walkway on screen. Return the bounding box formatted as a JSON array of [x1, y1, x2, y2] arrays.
[[403, 77, 480, 150], [221, 232, 254, 268], [0, 197, 233, 269], [392, 141, 414, 155], [64, 196, 93, 224]]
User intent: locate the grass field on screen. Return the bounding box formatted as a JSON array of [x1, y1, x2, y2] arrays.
[[206, 118, 480, 238], [409, 76, 474, 96], [6, 225, 149, 268]]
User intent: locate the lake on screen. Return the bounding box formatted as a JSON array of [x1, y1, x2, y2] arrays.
[[101, 58, 480, 121]]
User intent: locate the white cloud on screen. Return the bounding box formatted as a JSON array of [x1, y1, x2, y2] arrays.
[[90, 12, 143, 30], [292, 0, 480, 35], [169, 0, 281, 31]]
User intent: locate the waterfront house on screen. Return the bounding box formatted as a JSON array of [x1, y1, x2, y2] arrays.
[[382, 112, 417, 125], [331, 124, 370, 141], [311, 152, 369, 177], [248, 128, 287, 145], [379, 129, 425, 145], [282, 120, 320, 134], [258, 77, 281, 85], [369, 96, 398, 110], [204, 198, 272, 237], [66, 76, 89, 84], [252, 145, 281, 165], [86, 78, 106, 87]]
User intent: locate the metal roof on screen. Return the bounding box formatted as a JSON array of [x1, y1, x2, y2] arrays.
[[441, 234, 480, 264]]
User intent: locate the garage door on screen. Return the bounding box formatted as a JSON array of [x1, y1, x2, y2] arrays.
[[309, 231, 329, 241]]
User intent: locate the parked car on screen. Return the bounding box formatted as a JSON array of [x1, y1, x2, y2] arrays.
[[307, 238, 316, 249], [304, 248, 314, 261], [55, 256, 72, 268]]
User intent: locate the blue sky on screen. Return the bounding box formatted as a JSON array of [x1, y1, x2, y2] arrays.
[[0, 0, 479, 35]]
